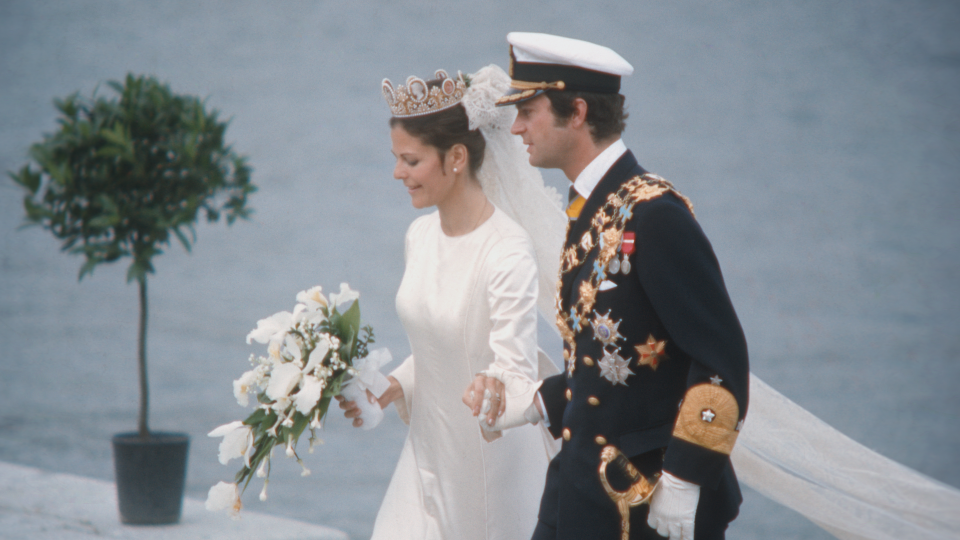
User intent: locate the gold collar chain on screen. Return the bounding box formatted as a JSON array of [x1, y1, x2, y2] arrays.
[[554, 174, 694, 364]]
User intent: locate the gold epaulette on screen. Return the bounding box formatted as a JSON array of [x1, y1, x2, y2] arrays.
[[672, 383, 739, 455]]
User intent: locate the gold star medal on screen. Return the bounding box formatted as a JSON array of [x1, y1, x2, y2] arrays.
[[598, 349, 634, 386], [636, 334, 668, 371]]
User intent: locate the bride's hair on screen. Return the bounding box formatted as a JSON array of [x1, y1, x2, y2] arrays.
[[389, 79, 486, 176]]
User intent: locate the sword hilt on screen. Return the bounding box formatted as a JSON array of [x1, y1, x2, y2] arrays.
[[598, 445, 658, 540]]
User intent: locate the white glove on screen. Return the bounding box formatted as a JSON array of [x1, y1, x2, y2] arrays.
[[477, 364, 542, 432], [647, 471, 700, 540]]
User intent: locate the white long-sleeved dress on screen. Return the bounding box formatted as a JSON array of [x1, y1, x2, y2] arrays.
[[371, 208, 555, 540]]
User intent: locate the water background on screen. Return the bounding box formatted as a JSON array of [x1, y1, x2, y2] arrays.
[[1, 2, 958, 539]]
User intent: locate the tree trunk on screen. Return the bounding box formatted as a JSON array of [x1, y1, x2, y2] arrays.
[[137, 276, 150, 439]]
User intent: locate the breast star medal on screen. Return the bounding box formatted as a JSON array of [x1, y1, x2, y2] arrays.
[[591, 311, 625, 347], [598, 349, 634, 386], [635, 334, 668, 371]]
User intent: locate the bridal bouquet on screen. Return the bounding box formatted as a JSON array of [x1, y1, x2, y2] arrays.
[[206, 284, 391, 518]]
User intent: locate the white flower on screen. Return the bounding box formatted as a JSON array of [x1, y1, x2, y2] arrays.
[[295, 305, 327, 327], [266, 363, 302, 401], [296, 285, 328, 310], [302, 338, 331, 375], [267, 340, 282, 360], [272, 396, 291, 413], [233, 370, 259, 407], [328, 282, 359, 312], [208, 421, 254, 467], [293, 286, 328, 327], [246, 311, 294, 345], [293, 375, 324, 415], [282, 334, 303, 366], [205, 481, 241, 518]]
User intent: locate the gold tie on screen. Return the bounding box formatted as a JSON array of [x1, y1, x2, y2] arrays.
[[566, 195, 585, 220]]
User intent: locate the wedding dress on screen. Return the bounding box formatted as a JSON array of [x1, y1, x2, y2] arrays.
[[370, 209, 558, 540]]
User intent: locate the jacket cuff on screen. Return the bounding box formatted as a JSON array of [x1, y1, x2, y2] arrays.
[[538, 374, 568, 440], [663, 437, 729, 489]]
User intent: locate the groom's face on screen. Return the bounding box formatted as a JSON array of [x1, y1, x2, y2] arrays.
[[511, 94, 575, 171]]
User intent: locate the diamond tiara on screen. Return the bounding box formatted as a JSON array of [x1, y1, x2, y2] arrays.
[[382, 69, 467, 118]]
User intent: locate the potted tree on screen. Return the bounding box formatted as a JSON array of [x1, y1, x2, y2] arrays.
[[9, 74, 255, 524]]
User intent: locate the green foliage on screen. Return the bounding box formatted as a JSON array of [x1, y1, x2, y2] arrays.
[[9, 73, 256, 282]]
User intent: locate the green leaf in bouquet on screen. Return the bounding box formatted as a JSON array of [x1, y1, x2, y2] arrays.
[[290, 412, 309, 441], [259, 411, 278, 432], [243, 407, 268, 427], [323, 369, 351, 399], [337, 301, 361, 359], [315, 395, 333, 421]]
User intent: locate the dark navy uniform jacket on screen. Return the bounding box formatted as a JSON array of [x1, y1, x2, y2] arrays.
[[534, 151, 749, 540]]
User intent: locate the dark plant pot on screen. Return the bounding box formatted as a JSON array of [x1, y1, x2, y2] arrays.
[[111, 432, 190, 525]]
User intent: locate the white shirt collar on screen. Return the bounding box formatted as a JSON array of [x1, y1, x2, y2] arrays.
[[572, 139, 628, 200]]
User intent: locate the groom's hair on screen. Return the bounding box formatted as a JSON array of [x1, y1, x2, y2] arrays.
[[546, 91, 628, 143]]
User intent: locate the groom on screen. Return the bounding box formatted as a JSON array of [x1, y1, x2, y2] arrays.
[[493, 33, 750, 540]]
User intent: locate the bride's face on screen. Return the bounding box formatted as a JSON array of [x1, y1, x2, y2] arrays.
[[390, 125, 455, 209]]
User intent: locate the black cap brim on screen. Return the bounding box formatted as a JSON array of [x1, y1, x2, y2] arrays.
[[495, 87, 545, 107]]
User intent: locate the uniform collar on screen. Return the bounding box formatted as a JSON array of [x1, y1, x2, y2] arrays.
[[572, 139, 628, 200]]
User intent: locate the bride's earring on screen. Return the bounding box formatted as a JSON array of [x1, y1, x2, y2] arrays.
[[453, 168, 458, 173]]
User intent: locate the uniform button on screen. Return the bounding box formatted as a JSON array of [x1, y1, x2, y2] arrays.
[[583, 356, 594, 367], [595, 436, 607, 445], [562, 428, 571, 441], [588, 396, 600, 406], [565, 389, 572, 401]]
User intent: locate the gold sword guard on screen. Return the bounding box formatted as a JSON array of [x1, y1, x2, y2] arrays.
[[598, 445, 659, 540]]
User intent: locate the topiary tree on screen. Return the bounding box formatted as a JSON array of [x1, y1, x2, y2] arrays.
[[10, 73, 256, 439]]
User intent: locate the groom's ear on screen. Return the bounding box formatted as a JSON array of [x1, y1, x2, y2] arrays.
[[567, 98, 589, 130]]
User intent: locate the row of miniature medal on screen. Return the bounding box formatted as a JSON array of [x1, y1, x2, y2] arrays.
[[608, 232, 634, 275], [578, 230, 635, 276]]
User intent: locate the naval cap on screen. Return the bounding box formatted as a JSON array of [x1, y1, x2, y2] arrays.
[[497, 32, 634, 106]]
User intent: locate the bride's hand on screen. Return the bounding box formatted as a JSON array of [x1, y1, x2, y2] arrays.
[[336, 376, 403, 428], [462, 375, 506, 427], [335, 392, 373, 428]]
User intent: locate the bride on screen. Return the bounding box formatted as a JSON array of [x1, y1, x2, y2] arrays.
[[337, 65, 562, 540]]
